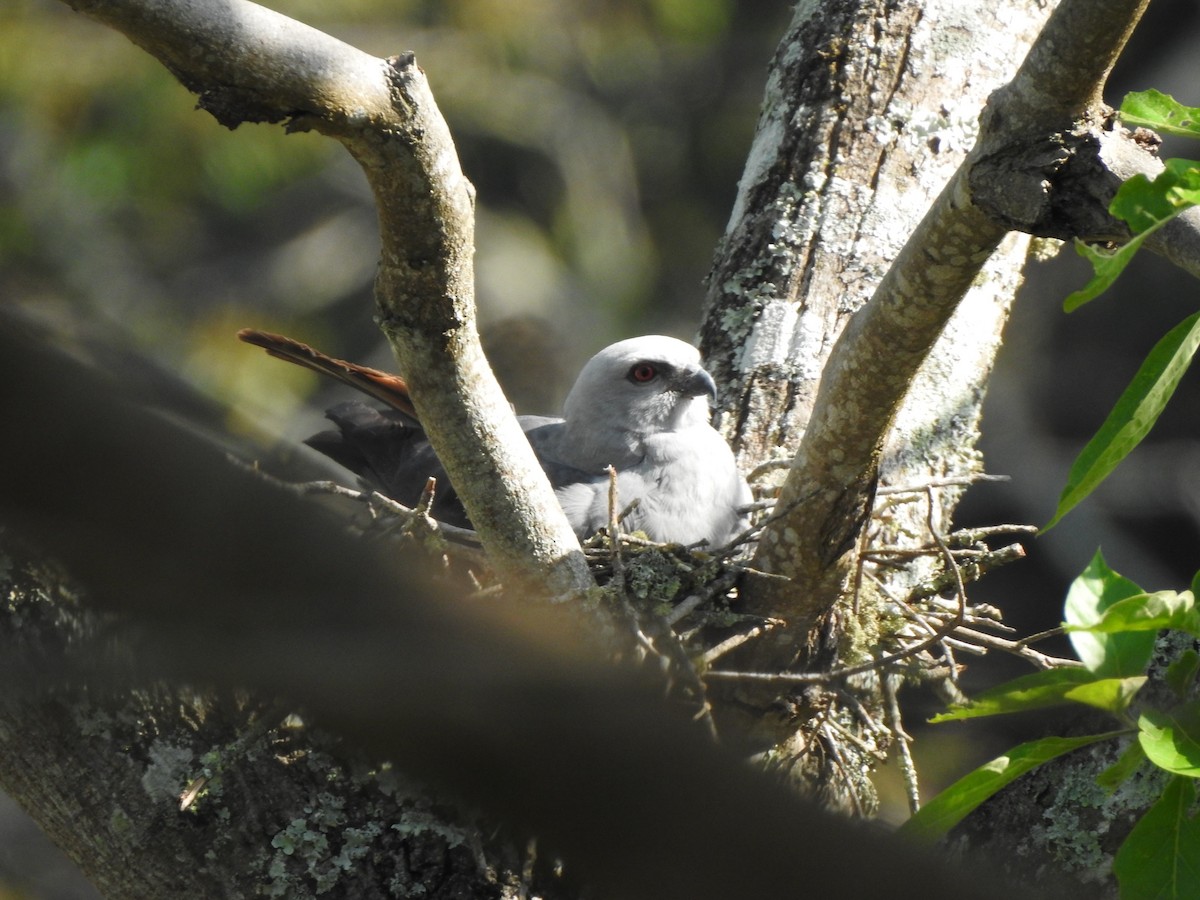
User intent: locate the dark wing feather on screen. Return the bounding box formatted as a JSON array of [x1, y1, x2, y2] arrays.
[[306, 401, 470, 528]]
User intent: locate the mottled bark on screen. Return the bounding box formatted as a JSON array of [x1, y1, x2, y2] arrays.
[[0, 551, 519, 900]]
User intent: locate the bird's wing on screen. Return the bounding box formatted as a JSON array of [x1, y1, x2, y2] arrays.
[[238, 329, 418, 423], [522, 419, 593, 487], [556, 434, 752, 547], [302, 400, 475, 524]]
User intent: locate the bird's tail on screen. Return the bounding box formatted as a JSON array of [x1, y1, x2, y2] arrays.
[[237, 328, 418, 420]]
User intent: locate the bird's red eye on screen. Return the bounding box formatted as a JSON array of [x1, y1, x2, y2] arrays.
[[629, 363, 657, 383]]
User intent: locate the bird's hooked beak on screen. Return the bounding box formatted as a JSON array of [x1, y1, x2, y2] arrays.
[[679, 367, 718, 402], [662, 366, 717, 430]]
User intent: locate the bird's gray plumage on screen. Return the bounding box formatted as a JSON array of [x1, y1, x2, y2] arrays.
[[303, 335, 751, 547]]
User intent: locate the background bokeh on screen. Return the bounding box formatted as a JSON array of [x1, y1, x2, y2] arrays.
[[2, 0, 1199, 894]]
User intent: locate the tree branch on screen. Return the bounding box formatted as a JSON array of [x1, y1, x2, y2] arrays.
[[973, 119, 1200, 281], [60, 0, 592, 595], [744, 0, 1152, 655]]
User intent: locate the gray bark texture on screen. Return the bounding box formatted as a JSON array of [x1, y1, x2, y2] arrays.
[[0, 556, 507, 900], [0, 0, 1184, 895], [698, 0, 1051, 789]]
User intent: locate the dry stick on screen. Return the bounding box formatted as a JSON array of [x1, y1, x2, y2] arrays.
[[663, 594, 706, 628], [874, 474, 1011, 497], [818, 721, 864, 818], [875, 569, 1081, 669], [709, 490, 973, 686], [227, 454, 486, 550], [883, 674, 920, 816], [1016, 625, 1069, 648], [881, 544, 1028, 604], [947, 627, 1083, 670], [606, 466, 625, 589], [414, 476, 438, 518], [834, 688, 891, 743], [698, 620, 784, 669], [944, 524, 1041, 546]]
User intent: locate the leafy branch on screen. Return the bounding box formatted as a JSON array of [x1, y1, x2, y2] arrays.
[[1047, 91, 1200, 529], [902, 551, 1200, 899]]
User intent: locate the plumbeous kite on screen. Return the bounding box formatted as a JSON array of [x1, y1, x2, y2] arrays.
[[238, 330, 752, 548]]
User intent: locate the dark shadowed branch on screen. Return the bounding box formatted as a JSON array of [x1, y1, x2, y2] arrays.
[[0, 317, 1028, 899]]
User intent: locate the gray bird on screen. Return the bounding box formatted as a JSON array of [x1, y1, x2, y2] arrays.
[[238, 330, 751, 547]]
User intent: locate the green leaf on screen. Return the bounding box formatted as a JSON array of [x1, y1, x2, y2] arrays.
[[898, 732, 1125, 843], [1140, 704, 1200, 778], [1064, 552, 1157, 677], [1063, 225, 1167, 313], [1109, 159, 1200, 232], [1121, 89, 1200, 139], [1045, 313, 1200, 530], [1063, 159, 1200, 312], [1066, 676, 1148, 715], [1167, 651, 1200, 700], [1098, 740, 1148, 793], [1114, 776, 1200, 900], [931, 668, 1145, 722], [1067, 590, 1200, 636]]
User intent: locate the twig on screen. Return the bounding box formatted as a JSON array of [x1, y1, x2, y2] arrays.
[[819, 722, 865, 817], [709, 497, 968, 685], [228, 454, 489, 551], [882, 674, 920, 816], [903, 544, 1026, 603], [834, 687, 891, 741], [944, 524, 1039, 546], [663, 593, 706, 628], [948, 626, 1084, 670], [606, 466, 625, 588], [746, 458, 793, 483], [875, 473, 1010, 496], [698, 619, 784, 668], [1014, 625, 1068, 647], [663, 568, 741, 628]]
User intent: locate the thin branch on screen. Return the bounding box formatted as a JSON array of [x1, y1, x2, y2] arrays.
[[227, 456, 487, 560], [875, 474, 1010, 496], [882, 674, 920, 816], [697, 620, 784, 669]]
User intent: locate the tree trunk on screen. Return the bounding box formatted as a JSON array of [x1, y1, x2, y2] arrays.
[[698, 0, 1052, 801]]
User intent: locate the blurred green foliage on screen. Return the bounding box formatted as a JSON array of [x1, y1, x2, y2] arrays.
[[1, 0, 787, 428]]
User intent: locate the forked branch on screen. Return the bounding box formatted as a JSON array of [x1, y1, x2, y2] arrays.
[[60, 0, 593, 594], [744, 0, 1153, 658]]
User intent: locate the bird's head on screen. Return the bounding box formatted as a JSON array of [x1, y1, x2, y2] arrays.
[[563, 336, 718, 442]]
